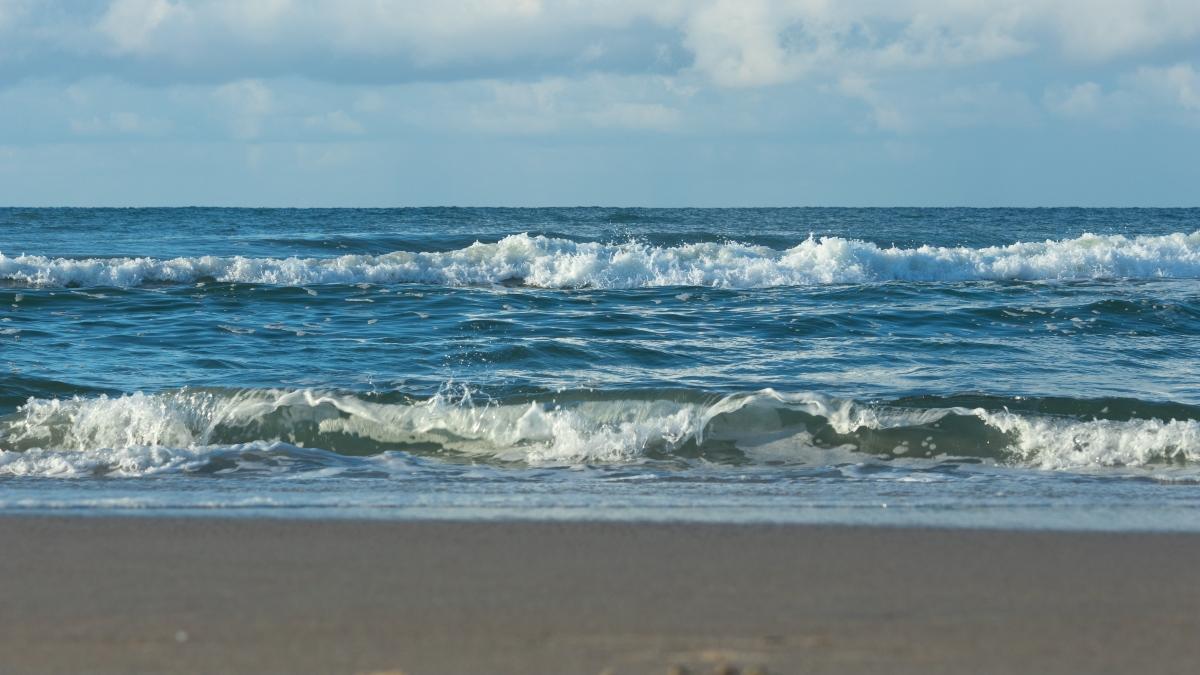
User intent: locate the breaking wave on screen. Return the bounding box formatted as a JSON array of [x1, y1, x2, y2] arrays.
[[3, 231, 1200, 288], [2, 387, 1198, 477]]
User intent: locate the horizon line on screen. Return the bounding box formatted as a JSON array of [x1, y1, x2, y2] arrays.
[[3, 205, 1199, 210]]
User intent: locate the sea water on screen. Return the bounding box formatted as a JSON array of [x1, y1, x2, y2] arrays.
[[2, 207, 1200, 529]]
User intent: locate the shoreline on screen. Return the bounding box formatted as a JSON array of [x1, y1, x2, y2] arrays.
[[2, 516, 1199, 674]]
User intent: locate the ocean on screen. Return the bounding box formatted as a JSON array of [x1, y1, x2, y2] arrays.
[[2, 207, 1199, 529]]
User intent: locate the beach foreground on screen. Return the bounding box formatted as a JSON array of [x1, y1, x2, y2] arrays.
[[2, 518, 1198, 674]]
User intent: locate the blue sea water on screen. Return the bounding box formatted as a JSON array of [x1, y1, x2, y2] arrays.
[[3, 207, 1200, 529]]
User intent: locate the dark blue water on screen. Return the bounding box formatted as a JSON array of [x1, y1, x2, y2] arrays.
[[3, 208, 1200, 529]]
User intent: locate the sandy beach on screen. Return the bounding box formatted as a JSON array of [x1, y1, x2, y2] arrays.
[[0, 517, 1196, 674]]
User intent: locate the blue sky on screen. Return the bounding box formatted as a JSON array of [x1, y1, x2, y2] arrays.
[[1, 0, 1198, 207]]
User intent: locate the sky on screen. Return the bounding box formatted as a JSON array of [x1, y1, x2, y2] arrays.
[[1, 0, 1199, 207]]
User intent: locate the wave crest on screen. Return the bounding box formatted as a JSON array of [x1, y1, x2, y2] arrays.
[[3, 231, 1200, 288], [2, 387, 1199, 476]]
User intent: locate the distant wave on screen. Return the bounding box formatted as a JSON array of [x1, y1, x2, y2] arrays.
[[2, 387, 1198, 477], [3, 231, 1200, 288]]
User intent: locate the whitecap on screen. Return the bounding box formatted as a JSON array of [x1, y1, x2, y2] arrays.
[[3, 231, 1199, 289]]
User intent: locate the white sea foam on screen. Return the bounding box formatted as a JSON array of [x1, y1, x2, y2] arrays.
[[0, 389, 718, 474], [2, 388, 1199, 476], [975, 410, 1200, 470], [3, 231, 1200, 288]]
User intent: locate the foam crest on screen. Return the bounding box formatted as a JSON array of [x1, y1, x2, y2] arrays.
[[977, 410, 1200, 470], [0, 388, 721, 474], [4, 231, 1200, 288], [0, 444, 212, 477], [2, 387, 1199, 476]]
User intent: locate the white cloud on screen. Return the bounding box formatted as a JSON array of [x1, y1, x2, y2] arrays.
[[1044, 82, 1103, 118], [1040, 64, 1200, 126], [681, 1, 1043, 87], [832, 77, 1039, 135], [1047, 1, 1200, 62], [871, 7, 1033, 69], [837, 75, 908, 133], [469, 78, 568, 134], [1, 0, 1198, 157], [97, 0, 190, 54], [1, 1, 1198, 89], [213, 79, 272, 138], [455, 75, 687, 134], [682, 0, 799, 88], [1131, 62, 1200, 112]]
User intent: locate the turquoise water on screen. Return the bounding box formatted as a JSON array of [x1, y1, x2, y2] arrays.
[[3, 207, 1200, 529]]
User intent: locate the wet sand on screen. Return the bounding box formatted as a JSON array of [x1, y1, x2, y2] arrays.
[[1, 517, 1198, 674]]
